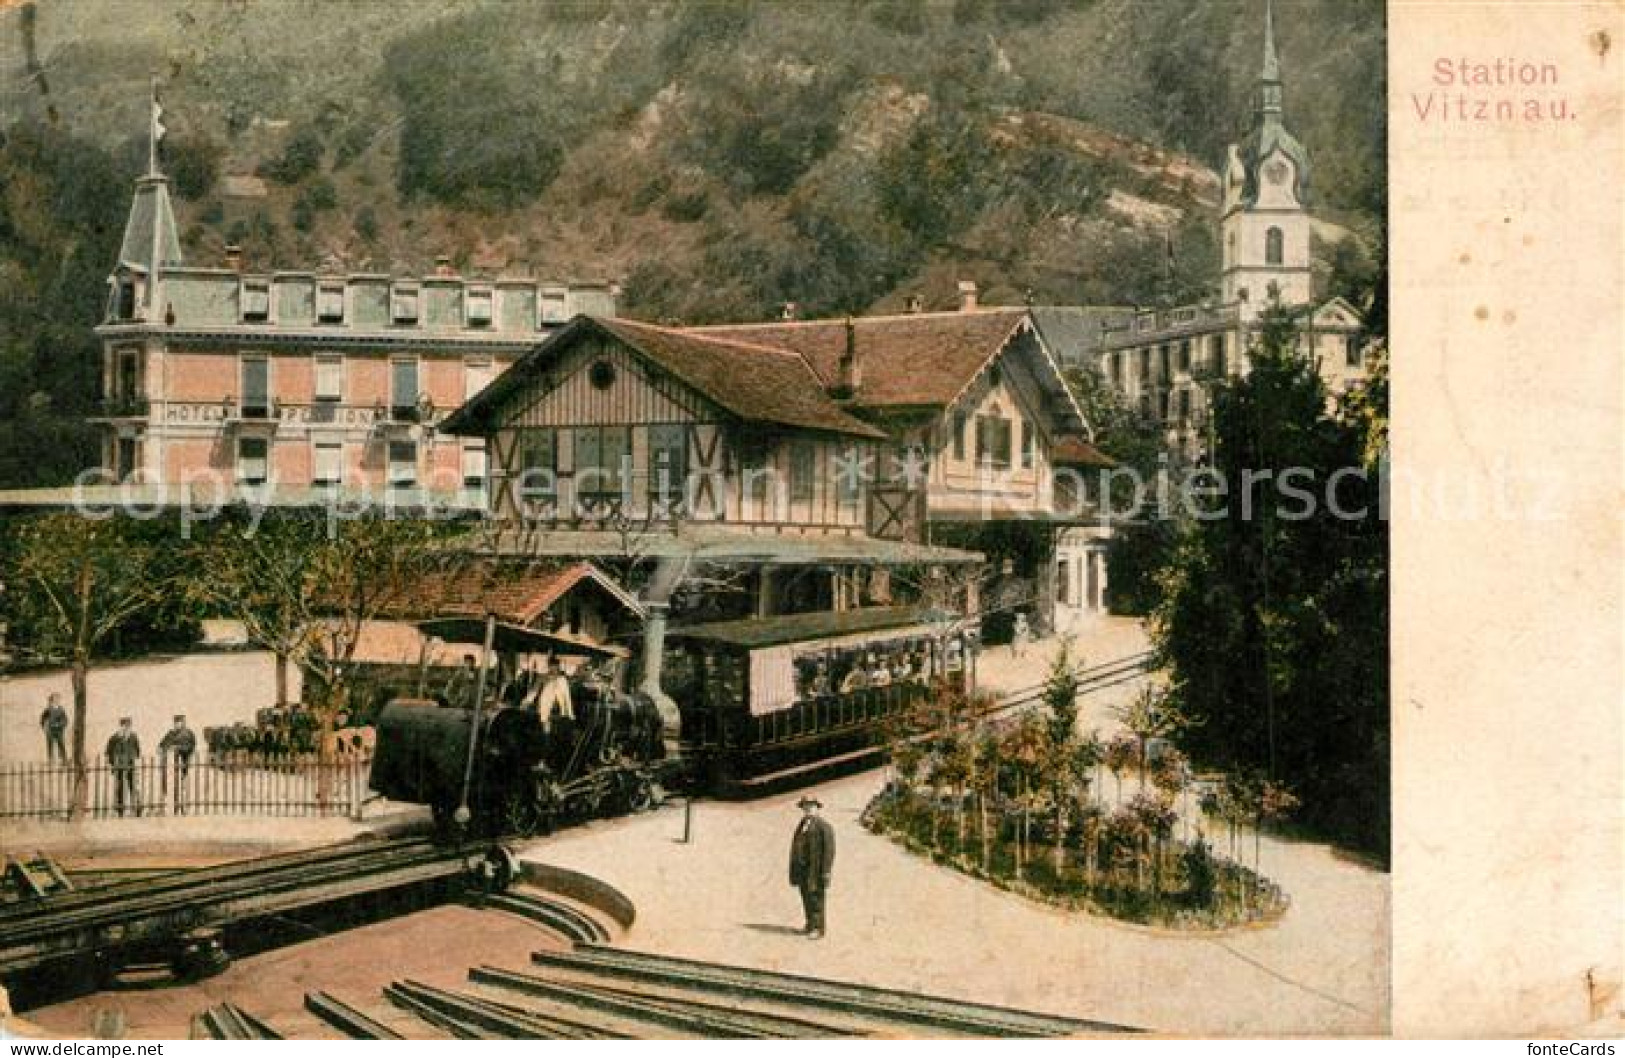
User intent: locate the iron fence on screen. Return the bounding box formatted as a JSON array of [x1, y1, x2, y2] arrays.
[[0, 754, 372, 822]]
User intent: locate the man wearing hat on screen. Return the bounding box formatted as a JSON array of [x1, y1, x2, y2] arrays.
[[105, 717, 142, 818], [158, 714, 198, 814], [39, 692, 69, 764], [788, 794, 836, 939]]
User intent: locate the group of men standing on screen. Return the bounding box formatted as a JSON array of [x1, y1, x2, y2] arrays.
[[38, 696, 197, 816]]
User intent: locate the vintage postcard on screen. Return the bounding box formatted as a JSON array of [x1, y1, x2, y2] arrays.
[[0, 0, 1617, 1043]]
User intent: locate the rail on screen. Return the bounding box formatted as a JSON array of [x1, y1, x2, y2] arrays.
[[0, 753, 372, 822]]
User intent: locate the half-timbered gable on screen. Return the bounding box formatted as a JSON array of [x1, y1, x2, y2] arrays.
[[441, 316, 884, 535]]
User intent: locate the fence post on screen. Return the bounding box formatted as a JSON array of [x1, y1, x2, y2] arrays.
[[348, 756, 364, 821]]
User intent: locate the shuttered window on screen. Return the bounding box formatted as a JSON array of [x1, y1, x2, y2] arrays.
[[315, 355, 343, 402], [391, 359, 419, 420], [313, 441, 342, 487], [462, 444, 487, 490], [317, 282, 345, 322], [392, 285, 419, 323], [241, 280, 270, 321], [388, 440, 417, 488], [466, 287, 493, 326], [237, 437, 269, 486], [241, 356, 271, 418]]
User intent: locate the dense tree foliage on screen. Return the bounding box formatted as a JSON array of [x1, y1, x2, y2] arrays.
[[1151, 307, 1388, 857], [0, 121, 124, 488]]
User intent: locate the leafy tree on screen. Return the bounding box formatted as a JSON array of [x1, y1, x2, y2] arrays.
[[258, 128, 325, 185], [166, 132, 223, 201], [5, 514, 182, 816], [1153, 304, 1388, 857]]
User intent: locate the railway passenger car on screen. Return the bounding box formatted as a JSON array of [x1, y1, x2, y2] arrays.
[[663, 606, 978, 797]]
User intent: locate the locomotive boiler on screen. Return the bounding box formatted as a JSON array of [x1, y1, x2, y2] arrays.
[[369, 617, 673, 838]]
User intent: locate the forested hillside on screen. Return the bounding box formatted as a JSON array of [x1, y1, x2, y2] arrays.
[[0, 0, 1384, 487]]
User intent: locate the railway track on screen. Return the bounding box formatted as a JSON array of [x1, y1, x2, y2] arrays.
[[300, 929, 1138, 1040], [0, 836, 485, 981]]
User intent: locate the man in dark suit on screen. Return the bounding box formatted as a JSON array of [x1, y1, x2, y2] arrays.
[[788, 794, 835, 939], [105, 717, 142, 818], [158, 714, 197, 814]]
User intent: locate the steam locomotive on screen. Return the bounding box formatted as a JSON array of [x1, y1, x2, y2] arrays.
[[368, 618, 675, 838], [370, 607, 978, 836]]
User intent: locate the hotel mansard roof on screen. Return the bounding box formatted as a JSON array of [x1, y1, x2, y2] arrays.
[[440, 315, 886, 440]]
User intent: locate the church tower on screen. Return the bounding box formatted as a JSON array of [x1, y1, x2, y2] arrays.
[[1220, 0, 1312, 318]]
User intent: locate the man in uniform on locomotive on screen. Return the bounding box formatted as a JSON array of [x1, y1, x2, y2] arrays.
[[788, 795, 836, 939]]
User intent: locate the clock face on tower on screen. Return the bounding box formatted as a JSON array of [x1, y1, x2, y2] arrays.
[[1264, 159, 1290, 187]]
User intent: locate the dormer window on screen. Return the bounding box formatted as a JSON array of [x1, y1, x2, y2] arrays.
[[540, 288, 568, 324], [111, 278, 138, 321], [242, 279, 271, 322], [392, 284, 419, 324], [317, 281, 345, 323], [466, 287, 493, 326]]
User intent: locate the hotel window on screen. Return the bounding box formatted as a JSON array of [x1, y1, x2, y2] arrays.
[[952, 412, 968, 461], [975, 415, 1012, 471], [390, 358, 420, 421], [1137, 349, 1150, 382], [1178, 341, 1191, 373], [1158, 344, 1171, 378], [1266, 227, 1284, 266], [1211, 334, 1226, 375], [1110, 353, 1122, 385], [116, 436, 140, 482], [519, 429, 556, 500], [115, 348, 141, 402], [464, 357, 495, 401], [315, 355, 344, 403], [540, 289, 569, 324], [789, 440, 815, 503], [313, 441, 343, 487], [1345, 337, 1363, 368], [237, 437, 269, 486], [112, 279, 138, 321], [240, 356, 271, 418], [1019, 418, 1034, 470], [241, 279, 271, 322], [648, 424, 688, 505], [391, 284, 419, 324], [387, 440, 418, 488], [466, 287, 493, 327], [317, 281, 345, 323], [573, 426, 629, 498], [461, 444, 487, 490]]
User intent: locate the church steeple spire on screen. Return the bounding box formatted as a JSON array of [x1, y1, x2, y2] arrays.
[[1258, 0, 1284, 117]]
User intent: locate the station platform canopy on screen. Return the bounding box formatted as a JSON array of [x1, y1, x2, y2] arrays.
[[481, 525, 982, 567], [667, 605, 961, 651]]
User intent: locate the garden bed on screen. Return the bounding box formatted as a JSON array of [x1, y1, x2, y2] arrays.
[[863, 784, 1289, 932]]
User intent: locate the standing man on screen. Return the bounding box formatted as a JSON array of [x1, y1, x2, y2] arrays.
[[40, 693, 68, 764], [106, 717, 142, 818], [158, 714, 197, 815], [787, 795, 835, 939]]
